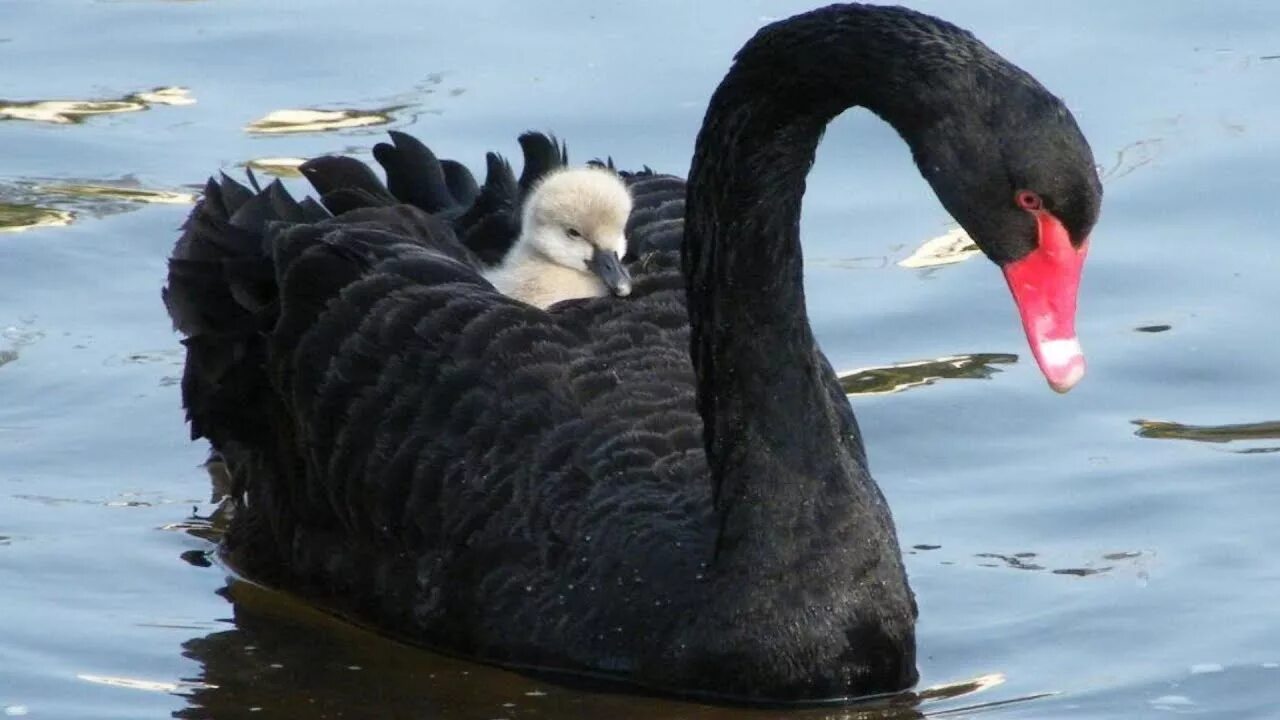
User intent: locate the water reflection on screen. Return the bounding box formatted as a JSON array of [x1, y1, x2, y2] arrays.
[[1098, 138, 1163, 183], [0, 322, 42, 369], [170, 580, 1034, 720], [243, 157, 309, 177], [167, 466, 1034, 720], [1132, 419, 1280, 454], [244, 107, 403, 135], [897, 228, 978, 269], [912, 545, 1151, 580], [972, 551, 1145, 579], [0, 203, 73, 233], [77, 674, 215, 693], [11, 489, 182, 509], [0, 86, 193, 124], [0, 176, 195, 233], [837, 353, 1017, 396], [48, 183, 194, 205]]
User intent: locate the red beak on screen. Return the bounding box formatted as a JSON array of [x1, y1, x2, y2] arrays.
[[1001, 212, 1088, 393]]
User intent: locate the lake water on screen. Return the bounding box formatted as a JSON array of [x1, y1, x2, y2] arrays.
[[2, 1, 1278, 718]]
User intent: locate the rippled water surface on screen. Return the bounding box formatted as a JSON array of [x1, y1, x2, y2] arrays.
[[2, 1, 1278, 718]]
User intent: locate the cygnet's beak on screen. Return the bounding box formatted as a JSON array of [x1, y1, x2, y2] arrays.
[[589, 247, 632, 297]]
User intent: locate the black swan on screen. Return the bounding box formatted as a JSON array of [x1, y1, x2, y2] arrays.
[[163, 3, 1101, 704]]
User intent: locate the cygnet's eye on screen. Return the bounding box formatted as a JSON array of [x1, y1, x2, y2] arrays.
[[566, 228, 583, 239]]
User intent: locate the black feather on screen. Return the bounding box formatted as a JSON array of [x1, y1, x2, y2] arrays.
[[373, 130, 458, 213], [300, 156, 398, 215], [517, 130, 569, 198], [163, 3, 1103, 705], [454, 151, 520, 265], [441, 159, 480, 206]]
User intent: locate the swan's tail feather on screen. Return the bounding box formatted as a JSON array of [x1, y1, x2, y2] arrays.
[[441, 159, 480, 206], [372, 130, 460, 214], [457, 131, 569, 263], [588, 156, 618, 171], [516, 131, 569, 198], [455, 151, 520, 265], [299, 156, 398, 216], [164, 174, 315, 452], [362, 130, 523, 265], [165, 176, 270, 336], [167, 153, 497, 591]]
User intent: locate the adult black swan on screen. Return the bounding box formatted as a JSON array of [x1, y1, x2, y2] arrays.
[[163, 3, 1101, 705]]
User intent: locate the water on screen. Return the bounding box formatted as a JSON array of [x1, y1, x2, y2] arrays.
[[1, 1, 1277, 718]]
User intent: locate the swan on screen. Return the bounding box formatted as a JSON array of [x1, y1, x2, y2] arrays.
[[366, 130, 569, 267], [482, 166, 634, 307], [300, 145, 635, 307], [368, 130, 685, 267], [163, 3, 1102, 704]]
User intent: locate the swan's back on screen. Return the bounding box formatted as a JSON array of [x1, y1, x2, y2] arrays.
[[169, 173, 723, 666]]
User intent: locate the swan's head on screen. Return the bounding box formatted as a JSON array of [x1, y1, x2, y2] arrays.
[[520, 167, 633, 297], [913, 87, 1103, 395]]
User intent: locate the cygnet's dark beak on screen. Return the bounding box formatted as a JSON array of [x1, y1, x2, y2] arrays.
[[589, 247, 632, 297]]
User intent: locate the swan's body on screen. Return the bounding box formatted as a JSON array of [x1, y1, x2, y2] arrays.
[[483, 167, 633, 307], [163, 3, 1101, 704]]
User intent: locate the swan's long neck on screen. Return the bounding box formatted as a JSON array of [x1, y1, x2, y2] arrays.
[[683, 6, 966, 570]]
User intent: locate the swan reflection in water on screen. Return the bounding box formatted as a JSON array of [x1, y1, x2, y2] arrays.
[[170, 573, 1035, 720], [162, 464, 1052, 720]]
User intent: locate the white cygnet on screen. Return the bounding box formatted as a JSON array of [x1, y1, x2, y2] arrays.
[[484, 167, 633, 308]]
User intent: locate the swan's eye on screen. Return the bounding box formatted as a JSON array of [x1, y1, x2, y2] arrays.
[[1015, 191, 1043, 211], [566, 228, 583, 239]]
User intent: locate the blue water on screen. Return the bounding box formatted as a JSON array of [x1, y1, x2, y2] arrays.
[[2, 1, 1277, 718]]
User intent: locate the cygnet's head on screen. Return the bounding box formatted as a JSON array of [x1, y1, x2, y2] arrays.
[[520, 167, 633, 297]]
